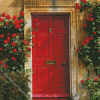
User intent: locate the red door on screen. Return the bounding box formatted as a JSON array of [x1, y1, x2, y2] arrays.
[[32, 15, 70, 100]]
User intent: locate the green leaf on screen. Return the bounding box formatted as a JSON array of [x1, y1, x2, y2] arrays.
[[29, 27, 33, 31], [98, 57, 100, 60]]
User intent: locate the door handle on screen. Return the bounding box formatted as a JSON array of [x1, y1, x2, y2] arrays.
[[62, 62, 67, 66]]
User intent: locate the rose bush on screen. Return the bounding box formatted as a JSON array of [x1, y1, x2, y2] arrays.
[[0, 12, 35, 72]]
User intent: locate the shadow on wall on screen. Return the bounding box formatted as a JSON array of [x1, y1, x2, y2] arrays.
[[8, 0, 24, 11]]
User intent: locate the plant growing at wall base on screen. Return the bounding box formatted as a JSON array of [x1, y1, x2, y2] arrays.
[[81, 76, 100, 100]]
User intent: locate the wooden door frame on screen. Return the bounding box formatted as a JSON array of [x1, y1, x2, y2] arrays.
[[24, 5, 79, 100]]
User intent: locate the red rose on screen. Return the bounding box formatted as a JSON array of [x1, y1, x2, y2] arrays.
[[87, 77, 90, 80], [97, 75, 100, 78], [2, 13, 6, 17], [11, 33, 17, 37], [0, 35, 2, 38], [15, 25, 19, 29], [0, 34, 4, 38], [86, 37, 90, 39], [82, 41, 86, 45], [2, 34, 4, 38], [84, 1, 87, 3], [0, 47, 3, 51], [11, 57, 16, 61], [0, 18, 3, 22], [19, 19, 24, 23], [6, 22, 9, 26], [89, 14, 92, 17], [75, 3, 82, 9], [6, 15, 11, 20], [93, 31, 96, 35], [23, 40, 26, 44], [7, 36, 10, 40], [90, 18, 94, 21], [76, 48, 79, 51], [86, 17, 90, 21], [15, 25, 21, 29], [7, 33, 10, 35], [82, 0, 87, 3], [12, 15, 17, 20], [14, 20, 20, 25], [4, 40, 8, 44], [89, 37, 93, 40], [27, 47, 31, 51], [85, 39, 89, 43], [99, 51, 100, 53], [81, 80, 84, 83], [0, 61, 2, 65], [28, 55, 30, 57], [20, 12, 24, 16], [20, 50, 22, 53], [13, 48, 17, 53], [27, 43, 30, 45], [12, 42, 16, 46], [83, 24, 87, 27], [21, 33, 23, 35], [94, 78, 98, 81], [4, 65, 8, 68]]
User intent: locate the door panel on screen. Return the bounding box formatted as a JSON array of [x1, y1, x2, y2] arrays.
[[32, 15, 70, 100]]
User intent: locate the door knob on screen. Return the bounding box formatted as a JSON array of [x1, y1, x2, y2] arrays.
[[62, 62, 67, 66]]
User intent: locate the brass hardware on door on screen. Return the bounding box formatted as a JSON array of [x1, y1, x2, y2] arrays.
[[49, 28, 52, 33], [62, 62, 67, 66], [46, 60, 56, 65]]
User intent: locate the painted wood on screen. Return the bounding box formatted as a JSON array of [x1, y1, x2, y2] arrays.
[[32, 15, 70, 100]]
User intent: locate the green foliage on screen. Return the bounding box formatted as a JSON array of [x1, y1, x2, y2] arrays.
[[0, 69, 31, 100], [82, 77, 100, 100], [76, 1, 100, 99], [77, 3, 100, 75]]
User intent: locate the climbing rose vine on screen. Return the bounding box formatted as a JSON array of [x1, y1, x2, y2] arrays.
[[75, 0, 100, 100], [76, 0, 100, 75]]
